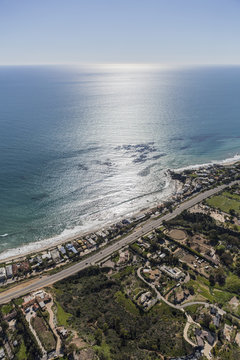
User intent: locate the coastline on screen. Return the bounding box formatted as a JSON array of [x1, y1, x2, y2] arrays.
[[0, 172, 180, 263], [0, 153, 239, 264]]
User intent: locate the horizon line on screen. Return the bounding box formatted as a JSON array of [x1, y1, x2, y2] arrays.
[[0, 62, 240, 68]]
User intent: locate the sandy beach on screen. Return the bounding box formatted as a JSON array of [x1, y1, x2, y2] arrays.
[[0, 155, 239, 265]]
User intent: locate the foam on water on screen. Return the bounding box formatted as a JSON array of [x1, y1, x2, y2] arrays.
[[0, 172, 178, 261], [1, 66, 240, 260], [174, 153, 240, 172]]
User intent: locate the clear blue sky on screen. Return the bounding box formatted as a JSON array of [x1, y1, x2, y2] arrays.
[[1, 0, 240, 65]]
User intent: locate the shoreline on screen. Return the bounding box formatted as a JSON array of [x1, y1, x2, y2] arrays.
[[0, 153, 239, 264], [0, 173, 180, 263]]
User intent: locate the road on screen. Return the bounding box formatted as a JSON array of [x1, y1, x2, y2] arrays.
[[136, 266, 219, 358], [136, 267, 183, 310], [0, 180, 238, 304]]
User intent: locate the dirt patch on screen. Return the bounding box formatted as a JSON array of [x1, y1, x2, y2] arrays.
[[74, 347, 96, 360], [169, 229, 187, 241], [72, 337, 87, 348], [174, 249, 195, 264], [71, 330, 88, 349], [191, 234, 212, 255]]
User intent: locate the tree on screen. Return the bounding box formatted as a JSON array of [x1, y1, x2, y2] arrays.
[[216, 245, 225, 256], [95, 328, 103, 346], [208, 229, 219, 245], [235, 262, 240, 277], [220, 252, 233, 266], [201, 313, 212, 329], [209, 323, 216, 333], [188, 286, 195, 295], [229, 208, 236, 217], [209, 274, 215, 287], [215, 268, 226, 286]]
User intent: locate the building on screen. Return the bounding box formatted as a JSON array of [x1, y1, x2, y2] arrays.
[[213, 314, 221, 328], [140, 291, 152, 306], [22, 299, 35, 310], [0, 348, 5, 359], [87, 238, 96, 247], [148, 269, 161, 281], [235, 332, 240, 347], [12, 264, 18, 276], [229, 296, 239, 308], [160, 265, 185, 280], [50, 248, 61, 263], [38, 301, 46, 310], [0, 267, 6, 282], [66, 243, 78, 254], [58, 245, 66, 255], [206, 332, 215, 346], [224, 324, 233, 341], [3, 310, 17, 322], [42, 252, 52, 261], [57, 327, 68, 338], [5, 265, 13, 279], [210, 306, 217, 315], [196, 335, 204, 348]]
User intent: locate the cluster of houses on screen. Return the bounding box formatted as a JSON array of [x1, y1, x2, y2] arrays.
[[0, 212, 152, 285], [138, 291, 156, 310], [170, 163, 240, 204], [0, 261, 30, 282], [170, 348, 203, 360], [22, 290, 51, 313], [195, 327, 215, 348]]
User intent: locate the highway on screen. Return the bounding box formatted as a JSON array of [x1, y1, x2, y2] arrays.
[[0, 180, 238, 304]]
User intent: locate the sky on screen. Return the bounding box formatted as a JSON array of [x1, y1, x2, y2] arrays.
[[1, 0, 240, 66]]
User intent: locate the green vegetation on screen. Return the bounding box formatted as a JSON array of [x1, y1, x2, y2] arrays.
[[15, 308, 42, 359], [55, 301, 72, 327], [53, 266, 191, 359], [215, 344, 240, 360], [31, 315, 56, 352], [112, 265, 135, 281], [16, 341, 27, 360], [14, 298, 23, 306], [94, 342, 111, 360], [184, 304, 203, 317], [114, 291, 139, 316], [207, 193, 240, 215], [182, 273, 235, 306], [224, 274, 240, 294], [1, 303, 13, 315]]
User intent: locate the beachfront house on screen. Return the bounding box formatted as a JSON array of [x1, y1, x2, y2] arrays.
[[6, 264, 13, 278], [50, 248, 61, 263], [0, 267, 6, 282]]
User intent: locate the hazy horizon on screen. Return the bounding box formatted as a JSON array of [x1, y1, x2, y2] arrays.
[[1, 0, 240, 66]]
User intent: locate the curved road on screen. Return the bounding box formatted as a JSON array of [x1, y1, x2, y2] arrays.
[[136, 266, 221, 358], [0, 180, 238, 305]]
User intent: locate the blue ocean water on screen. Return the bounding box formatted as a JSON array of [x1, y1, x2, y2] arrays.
[[1, 65, 240, 258]]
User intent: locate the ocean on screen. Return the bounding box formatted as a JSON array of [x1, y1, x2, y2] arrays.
[[1, 65, 240, 259]]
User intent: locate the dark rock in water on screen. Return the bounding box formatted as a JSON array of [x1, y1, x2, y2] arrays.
[[77, 163, 88, 171], [179, 145, 191, 150], [102, 160, 113, 166], [31, 193, 49, 201], [152, 153, 166, 160], [133, 154, 148, 163]]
